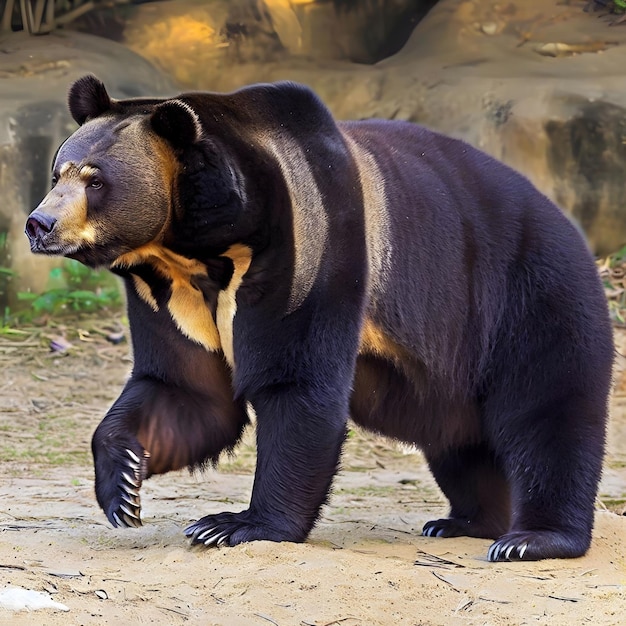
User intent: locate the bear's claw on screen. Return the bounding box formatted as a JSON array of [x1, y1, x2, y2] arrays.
[[488, 536, 529, 561], [184, 510, 296, 547], [184, 513, 242, 547], [422, 519, 459, 538], [106, 448, 149, 529], [486, 529, 588, 561]]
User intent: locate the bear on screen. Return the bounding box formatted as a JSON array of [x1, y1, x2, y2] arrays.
[[25, 75, 613, 561]]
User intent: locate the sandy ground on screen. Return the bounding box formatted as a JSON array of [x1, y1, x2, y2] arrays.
[[0, 318, 625, 625]]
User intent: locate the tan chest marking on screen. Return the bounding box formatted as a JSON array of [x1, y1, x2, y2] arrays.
[[112, 244, 221, 352], [216, 244, 253, 369], [131, 274, 158, 312], [342, 134, 391, 298], [257, 132, 328, 314]]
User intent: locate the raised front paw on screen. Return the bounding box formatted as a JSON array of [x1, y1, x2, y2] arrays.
[[184, 511, 302, 547], [94, 443, 150, 529]]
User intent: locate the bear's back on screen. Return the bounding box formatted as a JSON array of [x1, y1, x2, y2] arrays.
[[340, 118, 611, 394]]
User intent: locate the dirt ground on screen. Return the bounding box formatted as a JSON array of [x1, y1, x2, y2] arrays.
[[0, 317, 625, 626]]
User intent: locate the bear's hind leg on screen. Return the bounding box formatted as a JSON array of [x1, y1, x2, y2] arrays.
[[485, 396, 606, 562], [423, 443, 510, 541]]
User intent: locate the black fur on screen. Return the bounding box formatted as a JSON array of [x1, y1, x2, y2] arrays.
[[26, 75, 614, 561], [68, 74, 111, 125], [170, 136, 245, 249], [151, 101, 200, 147]]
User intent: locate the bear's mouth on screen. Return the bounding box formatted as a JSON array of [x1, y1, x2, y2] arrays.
[[27, 233, 103, 270], [25, 231, 82, 261], [27, 234, 80, 259]]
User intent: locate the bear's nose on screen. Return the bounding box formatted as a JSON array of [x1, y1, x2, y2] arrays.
[[25, 213, 57, 242]]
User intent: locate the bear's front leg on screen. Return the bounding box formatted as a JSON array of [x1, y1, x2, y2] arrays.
[[185, 385, 348, 546], [92, 268, 248, 529], [93, 375, 249, 529]]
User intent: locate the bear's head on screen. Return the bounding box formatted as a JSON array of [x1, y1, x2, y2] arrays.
[[25, 75, 245, 268]]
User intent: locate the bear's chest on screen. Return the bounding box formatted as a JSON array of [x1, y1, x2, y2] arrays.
[[113, 244, 252, 367]]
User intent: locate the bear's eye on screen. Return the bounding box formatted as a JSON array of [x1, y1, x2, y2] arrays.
[[51, 175, 58, 187], [89, 178, 103, 190]]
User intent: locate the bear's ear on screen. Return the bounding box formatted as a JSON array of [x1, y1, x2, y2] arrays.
[[68, 75, 112, 125], [150, 100, 202, 148]]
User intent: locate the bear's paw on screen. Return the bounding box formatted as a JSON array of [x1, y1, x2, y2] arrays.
[[422, 517, 502, 540], [487, 529, 590, 561], [184, 510, 305, 547]]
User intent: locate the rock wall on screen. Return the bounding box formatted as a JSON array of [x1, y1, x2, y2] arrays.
[[120, 0, 626, 255]]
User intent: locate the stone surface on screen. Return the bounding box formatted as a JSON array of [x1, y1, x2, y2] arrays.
[[376, 0, 626, 255], [0, 30, 175, 305]]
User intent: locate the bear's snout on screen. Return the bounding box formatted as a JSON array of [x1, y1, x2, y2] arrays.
[[25, 212, 57, 247]]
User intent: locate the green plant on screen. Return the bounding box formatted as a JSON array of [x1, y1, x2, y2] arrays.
[[17, 259, 122, 319], [598, 246, 626, 326]]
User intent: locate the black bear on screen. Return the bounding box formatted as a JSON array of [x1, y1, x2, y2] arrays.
[[25, 75, 613, 561]]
